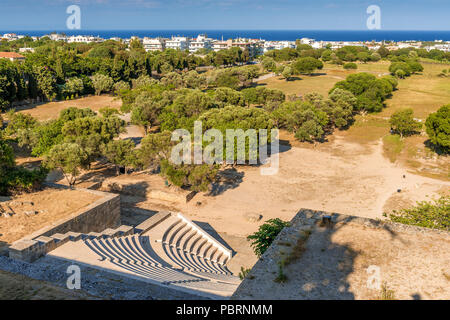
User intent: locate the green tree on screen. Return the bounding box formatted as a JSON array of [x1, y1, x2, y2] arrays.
[[389, 62, 412, 77], [131, 91, 164, 134], [387, 196, 449, 231], [389, 108, 422, 138], [101, 139, 136, 175], [247, 218, 290, 257], [292, 57, 323, 75], [281, 66, 293, 81], [33, 65, 57, 101], [63, 77, 84, 98], [262, 57, 277, 72], [160, 160, 218, 192], [91, 73, 114, 95], [113, 80, 131, 95], [44, 143, 88, 186], [425, 104, 450, 153], [138, 131, 174, 169]]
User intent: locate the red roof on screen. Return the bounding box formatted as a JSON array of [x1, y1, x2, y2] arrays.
[[0, 52, 25, 59]]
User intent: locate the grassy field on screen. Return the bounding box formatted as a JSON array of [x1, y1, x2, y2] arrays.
[[258, 59, 450, 180], [258, 61, 391, 97]]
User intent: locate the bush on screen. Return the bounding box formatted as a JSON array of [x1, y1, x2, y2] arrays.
[[386, 196, 449, 231], [0, 166, 48, 195], [343, 62, 357, 70], [91, 73, 114, 95], [247, 218, 290, 257], [0, 137, 47, 195], [389, 62, 412, 77]]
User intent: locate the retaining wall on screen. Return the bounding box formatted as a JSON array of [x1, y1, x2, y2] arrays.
[[9, 188, 120, 262]]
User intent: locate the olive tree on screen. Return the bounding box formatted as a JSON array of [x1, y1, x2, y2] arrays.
[[44, 143, 88, 186]]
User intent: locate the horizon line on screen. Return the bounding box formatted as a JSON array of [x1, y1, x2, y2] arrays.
[[2, 29, 450, 32]]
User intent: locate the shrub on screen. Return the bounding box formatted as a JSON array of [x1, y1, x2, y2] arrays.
[[160, 160, 219, 192], [386, 195, 449, 231], [91, 73, 114, 95], [343, 62, 357, 70], [247, 218, 290, 258]]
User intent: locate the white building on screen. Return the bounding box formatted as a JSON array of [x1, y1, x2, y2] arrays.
[[2, 33, 19, 41], [299, 37, 315, 45], [263, 41, 295, 53], [67, 35, 103, 43], [46, 33, 68, 42], [166, 36, 190, 51], [19, 47, 35, 53], [143, 37, 166, 51], [189, 34, 212, 52]]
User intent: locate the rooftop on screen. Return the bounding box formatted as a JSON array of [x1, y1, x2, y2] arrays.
[[0, 52, 25, 59]]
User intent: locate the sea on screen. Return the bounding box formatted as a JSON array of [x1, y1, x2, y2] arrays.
[[2, 30, 450, 42]]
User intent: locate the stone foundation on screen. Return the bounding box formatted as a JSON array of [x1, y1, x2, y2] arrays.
[[9, 188, 120, 262]]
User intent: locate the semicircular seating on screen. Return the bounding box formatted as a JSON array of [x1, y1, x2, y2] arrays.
[[46, 211, 240, 297]]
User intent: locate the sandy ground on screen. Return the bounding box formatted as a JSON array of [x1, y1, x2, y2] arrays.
[[12, 95, 121, 121], [232, 222, 450, 300], [98, 136, 447, 274], [0, 188, 100, 246], [182, 137, 449, 240]]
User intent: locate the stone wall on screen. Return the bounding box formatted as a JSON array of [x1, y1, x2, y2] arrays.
[[231, 209, 450, 300], [9, 188, 120, 262]]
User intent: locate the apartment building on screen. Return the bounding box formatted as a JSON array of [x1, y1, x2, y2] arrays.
[[189, 34, 212, 52], [143, 37, 166, 51], [166, 36, 190, 51], [67, 35, 103, 43]]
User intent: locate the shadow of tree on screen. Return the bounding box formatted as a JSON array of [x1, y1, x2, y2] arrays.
[[235, 211, 413, 300], [285, 221, 358, 299], [209, 168, 245, 196], [424, 139, 448, 156]]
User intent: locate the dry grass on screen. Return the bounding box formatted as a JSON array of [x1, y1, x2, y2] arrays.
[[0, 188, 100, 246], [380, 61, 450, 119], [383, 134, 405, 163], [0, 270, 93, 300], [9, 95, 121, 121], [260, 60, 450, 181], [282, 229, 312, 266]]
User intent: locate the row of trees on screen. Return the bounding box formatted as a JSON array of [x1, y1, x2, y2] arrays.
[[0, 38, 256, 109]]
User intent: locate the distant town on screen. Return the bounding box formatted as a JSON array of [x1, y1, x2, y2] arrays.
[[2, 32, 450, 57]]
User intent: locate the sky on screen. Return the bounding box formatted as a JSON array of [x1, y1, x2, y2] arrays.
[[0, 0, 449, 31]]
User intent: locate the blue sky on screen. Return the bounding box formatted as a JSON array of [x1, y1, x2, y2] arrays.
[[0, 0, 449, 30]]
